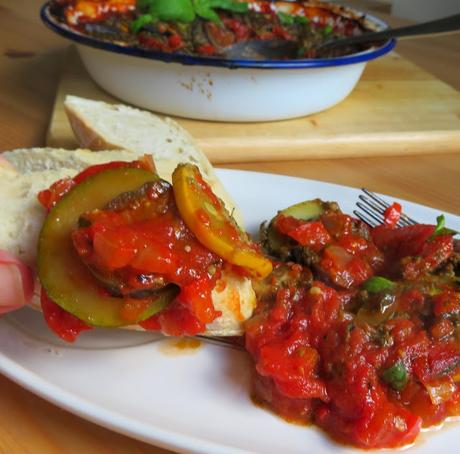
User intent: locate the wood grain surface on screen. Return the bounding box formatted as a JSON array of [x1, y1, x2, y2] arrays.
[[47, 48, 460, 163], [0, 1, 459, 453]]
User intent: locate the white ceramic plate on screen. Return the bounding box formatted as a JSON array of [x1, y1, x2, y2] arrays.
[[0, 170, 459, 454]]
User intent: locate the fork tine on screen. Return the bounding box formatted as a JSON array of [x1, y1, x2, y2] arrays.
[[355, 201, 385, 226], [353, 208, 380, 227], [362, 188, 418, 227], [400, 214, 417, 226], [355, 188, 419, 228], [358, 195, 386, 216], [196, 335, 244, 350], [399, 212, 418, 226], [361, 189, 390, 211]]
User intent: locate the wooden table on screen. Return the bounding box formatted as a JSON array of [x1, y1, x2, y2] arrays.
[[0, 1, 459, 453]]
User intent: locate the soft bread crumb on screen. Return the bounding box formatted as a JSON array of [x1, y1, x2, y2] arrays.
[[3, 148, 137, 174], [0, 167, 76, 266], [1, 147, 146, 266], [206, 272, 256, 336]]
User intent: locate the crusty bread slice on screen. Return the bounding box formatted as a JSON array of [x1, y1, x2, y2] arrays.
[[1, 148, 254, 336], [0, 166, 76, 266], [64, 95, 243, 226], [64, 96, 207, 166], [1, 148, 140, 266], [3, 147, 137, 174]]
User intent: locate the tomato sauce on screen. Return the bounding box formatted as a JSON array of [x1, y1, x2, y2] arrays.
[[38, 159, 223, 339], [248, 209, 459, 448], [70, 177, 223, 336], [37, 161, 460, 448], [40, 289, 92, 342]]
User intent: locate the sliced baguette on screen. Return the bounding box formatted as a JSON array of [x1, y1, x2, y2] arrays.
[[63, 95, 243, 226], [1, 148, 139, 266], [3, 147, 137, 174], [1, 148, 255, 336], [0, 166, 76, 266]]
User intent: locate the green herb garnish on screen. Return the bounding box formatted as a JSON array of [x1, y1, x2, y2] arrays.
[[209, 0, 248, 13], [135, 0, 195, 24], [381, 361, 408, 391], [322, 25, 333, 35], [430, 215, 458, 239], [277, 12, 309, 26], [134, 0, 249, 26], [131, 13, 155, 32], [295, 15, 309, 25], [194, 0, 249, 23], [277, 12, 295, 25], [363, 276, 395, 293], [193, 0, 220, 22]]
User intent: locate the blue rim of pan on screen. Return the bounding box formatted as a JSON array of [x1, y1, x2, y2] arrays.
[[41, 2, 396, 70]]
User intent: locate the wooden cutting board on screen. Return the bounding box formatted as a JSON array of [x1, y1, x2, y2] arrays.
[[47, 46, 460, 163]]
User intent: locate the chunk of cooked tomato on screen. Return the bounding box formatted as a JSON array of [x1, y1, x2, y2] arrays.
[[275, 216, 331, 252], [40, 288, 92, 342]]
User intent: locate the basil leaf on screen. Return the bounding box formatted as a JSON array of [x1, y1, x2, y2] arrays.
[[294, 16, 309, 25], [430, 215, 458, 239], [193, 0, 248, 23], [131, 13, 156, 32], [146, 0, 196, 23], [323, 25, 333, 35], [362, 276, 395, 293], [210, 0, 248, 13], [381, 361, 408, 391], [193, 0, 220, 22]]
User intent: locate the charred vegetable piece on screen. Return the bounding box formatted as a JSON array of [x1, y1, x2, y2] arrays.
[[355, 276, 398, 325], [356, 291, 396, 326], [38, 167, 177, 327], [172, 163, 272, 278], [76, 179, 175, 297], [279, 199, 330, 221], [251, 262, 313, 303], [262, 199, 335, 261]]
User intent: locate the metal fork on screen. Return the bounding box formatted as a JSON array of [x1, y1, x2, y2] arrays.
[[353, 188, 418, 228], [196, 335, 244, 350]]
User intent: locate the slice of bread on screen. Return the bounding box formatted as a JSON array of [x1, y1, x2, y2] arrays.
[[1, 148, 254, 335], [1, 148, 139, 266], [64, 95, 209, 167], [3, 148, 137, 174], [64, 96, 243, 226], [0, 166, 76, 266]]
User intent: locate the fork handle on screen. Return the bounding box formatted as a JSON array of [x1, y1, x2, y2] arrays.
[[320, 13, 460, 51]]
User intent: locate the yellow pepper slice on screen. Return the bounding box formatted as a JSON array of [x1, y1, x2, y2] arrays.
[[172, 164, 272, 278]]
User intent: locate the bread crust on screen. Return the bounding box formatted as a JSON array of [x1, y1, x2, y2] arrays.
[[65, 104, 121, 151]]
